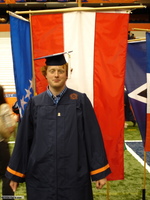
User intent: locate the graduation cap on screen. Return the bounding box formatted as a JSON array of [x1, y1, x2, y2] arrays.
[[34, 51, 72, 66]]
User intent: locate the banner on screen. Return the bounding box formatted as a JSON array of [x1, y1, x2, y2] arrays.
[[31, 11, 129, 180], [125, 41, 147, 148], [145, 33, 150, 151], [10, 14, 33, 117]]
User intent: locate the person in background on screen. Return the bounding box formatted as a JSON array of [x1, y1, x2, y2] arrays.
[[6, 52, 111, 200], [131, 33, 136, 39], [12, 101, 20, 122], [128, 31, 132, 40], [128, 31, 136, 40], [124, 89, 136, 127], [0, 85, 14, 200]]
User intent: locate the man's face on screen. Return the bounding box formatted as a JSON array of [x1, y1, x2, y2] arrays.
[[46, 65, 68, 90]]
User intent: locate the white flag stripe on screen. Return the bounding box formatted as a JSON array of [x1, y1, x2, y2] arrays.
[[147, 73, 150, 113], [128, 83, 147, 104], [63, 12, 95, 104]]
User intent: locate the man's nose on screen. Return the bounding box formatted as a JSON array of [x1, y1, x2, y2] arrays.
[[54, 70, 59, 76]]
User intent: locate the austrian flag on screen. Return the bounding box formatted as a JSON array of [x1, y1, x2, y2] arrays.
[[31, 11, 129, 180]]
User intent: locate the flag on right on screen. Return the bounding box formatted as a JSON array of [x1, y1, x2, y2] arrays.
[[145, 32, 150, 151], [125, 37, 150, 151]]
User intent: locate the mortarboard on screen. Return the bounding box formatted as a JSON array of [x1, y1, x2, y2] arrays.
[[34, 51, 72, 66]]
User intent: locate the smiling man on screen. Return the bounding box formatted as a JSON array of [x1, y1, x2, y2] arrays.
[[6, 52, 111, 200]]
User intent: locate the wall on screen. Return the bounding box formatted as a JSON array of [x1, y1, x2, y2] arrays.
[[0, 24, 16, 106]]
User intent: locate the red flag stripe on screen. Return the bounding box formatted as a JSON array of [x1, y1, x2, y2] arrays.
[[94, 13, 129, 180], [145, 114, 150, 151], [31, 13, 64, 94]]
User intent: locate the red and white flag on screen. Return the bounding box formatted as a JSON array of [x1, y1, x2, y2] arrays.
[[31, 11, 129, 180]]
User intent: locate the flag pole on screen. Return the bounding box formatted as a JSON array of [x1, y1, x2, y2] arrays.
[[7, 11, 29, 21], [106, 181, 110, 200], [29, 13, 36, 96], [133, 28, 150, 32], [142, 151, 147, 200], [77, 0, 82, 7], [11, 5, 146, 15], [128, 38, 146, 42]]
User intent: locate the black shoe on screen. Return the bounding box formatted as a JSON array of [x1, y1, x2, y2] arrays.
[[132, 120, 136, 127]]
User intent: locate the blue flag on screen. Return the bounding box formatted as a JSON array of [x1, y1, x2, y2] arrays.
[[146, 33, 150, 72], [125, 41, 147, 146], [9, 14, 33, 117]]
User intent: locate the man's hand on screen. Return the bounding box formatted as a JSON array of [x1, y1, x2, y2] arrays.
[[10, 180, 19, 192], [96, 178, 107, 189]]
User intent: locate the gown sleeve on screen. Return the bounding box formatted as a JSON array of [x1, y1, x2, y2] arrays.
[[5, 99, 34, 183], [81, 94, 111, 181]]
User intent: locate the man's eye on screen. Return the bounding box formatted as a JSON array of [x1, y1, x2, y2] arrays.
[[48, 69, 65, 74], [49, 70, 55, 73], [58, 70, 65, 74]]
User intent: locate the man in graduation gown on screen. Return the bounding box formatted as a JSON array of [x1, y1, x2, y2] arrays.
[[6, 52, 111, 200]]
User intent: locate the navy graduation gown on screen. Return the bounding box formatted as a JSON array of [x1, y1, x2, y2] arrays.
[[6, 88, 111, 200]]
